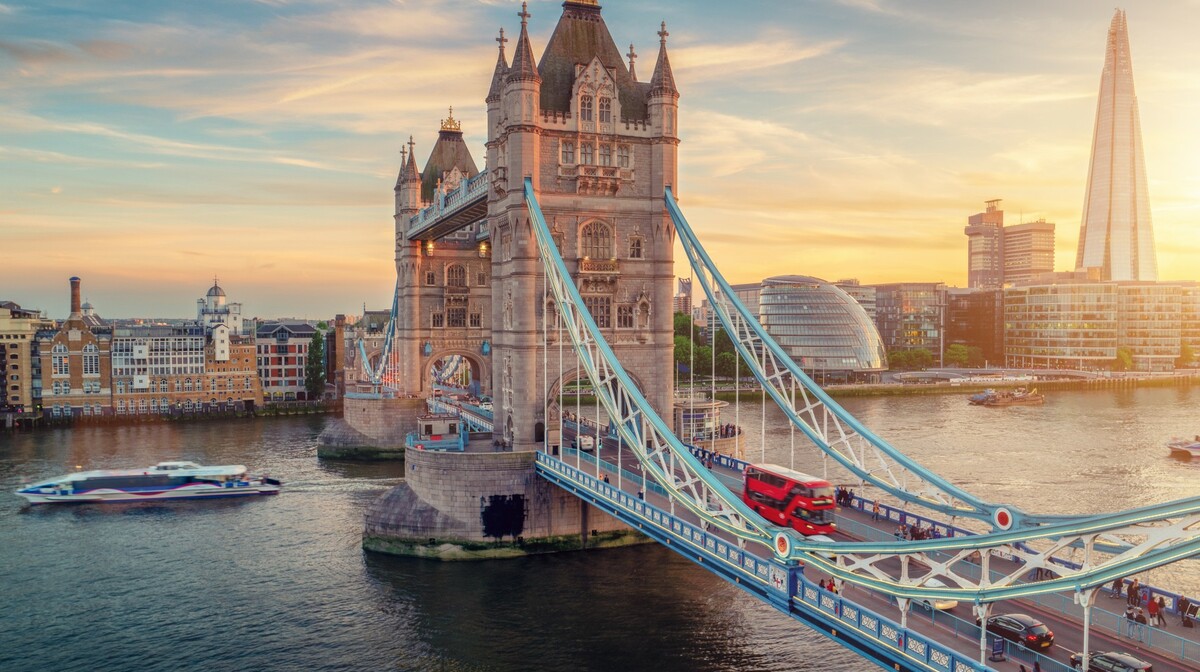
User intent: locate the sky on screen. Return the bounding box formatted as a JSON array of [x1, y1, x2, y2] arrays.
[[3, 0, 1199, 319]]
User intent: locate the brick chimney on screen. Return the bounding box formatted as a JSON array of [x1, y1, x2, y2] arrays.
[[69, 276, 82, 316]]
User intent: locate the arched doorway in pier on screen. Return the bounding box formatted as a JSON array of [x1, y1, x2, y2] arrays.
[[423, 351, 486, 397], [543, 367, 646, 449]]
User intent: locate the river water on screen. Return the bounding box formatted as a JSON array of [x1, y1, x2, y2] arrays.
[[1, 386, 1198, 671]]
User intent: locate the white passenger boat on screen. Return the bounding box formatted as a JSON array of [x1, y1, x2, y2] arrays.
[[1167, 437, 1200, 459], [15, 461, 281, 505]]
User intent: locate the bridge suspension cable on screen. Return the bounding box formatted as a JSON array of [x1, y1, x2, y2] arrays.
[[357, 279, 400, 390], [526, 179, 1200, 611]]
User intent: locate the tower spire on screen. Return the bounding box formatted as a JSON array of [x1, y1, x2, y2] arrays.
[[627, 43, 638, 81], [487, 27, 510, 103], [508, 2, 540, 83], [649, 21, 678, 98]]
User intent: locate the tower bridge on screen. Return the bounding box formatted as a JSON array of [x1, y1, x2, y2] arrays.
[[361, 3, 1200, 670]]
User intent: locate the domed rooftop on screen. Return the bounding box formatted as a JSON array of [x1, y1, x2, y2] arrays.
[[207, 280, 226, 298]]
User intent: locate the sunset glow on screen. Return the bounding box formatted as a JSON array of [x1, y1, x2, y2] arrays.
[[3, 1, 1199, 317]]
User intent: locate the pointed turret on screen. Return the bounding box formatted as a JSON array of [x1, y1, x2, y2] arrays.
[[487, 28, 509, 103], [649, 21, 678, 99], [397, 135, 421, 214], [507, 3, 540, 84], [627, 43, 638, 82]]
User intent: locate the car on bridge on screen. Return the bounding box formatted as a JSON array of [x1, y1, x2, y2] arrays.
[[573, 435, 595, 452], [917, 578, 958, 611], [1069, 651, 1153, 671], [977, 612, 1054, 650]]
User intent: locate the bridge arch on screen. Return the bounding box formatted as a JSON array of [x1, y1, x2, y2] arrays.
[[422, 348, 488, 395]]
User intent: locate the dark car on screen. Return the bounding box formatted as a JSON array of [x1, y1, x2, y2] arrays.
[[979, 613, 1054, 650], [1069, 651, 1153, 672]]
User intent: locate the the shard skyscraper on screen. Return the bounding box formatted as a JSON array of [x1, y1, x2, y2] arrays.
[[1075, 9, 1158, 281]]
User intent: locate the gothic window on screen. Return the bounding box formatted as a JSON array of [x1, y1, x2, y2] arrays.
[[425, 270, 436, 286], [53, 381, 61, 395], [629, 237, 643, 259], [174, 379, 182, 392], [477, 272, 487, 286], [150, 398, 158, 412], [184, 378, 193, 392], [599, 144, 612, 167], [82, 343, 99, 375], [470, 313, 482, 328], [580, 95, 593, 121], [561, 141, 575, 164], [447, 307, 467, 328], [432, 313, 444, 328], [584, 296, 612, 328], [447, 265, 467, 287], [116, 380, 125, 394], [160, 379, 168, 393], [160, 397, 168, 411], [580, 143, 593, 165], [618, 305, 634, 329], [617, 145, 630, 168], [599, 97, 612, 123], [581, 221, 613, 259], [117, 400, 126, 414], [62, 382, 71, 394]]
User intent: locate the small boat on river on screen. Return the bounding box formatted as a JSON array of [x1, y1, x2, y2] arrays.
[[980, 388, 1044, 407], [967, 389, 997, 405], [15, 461, 281, 505], [1167, 437, 1200, 459]]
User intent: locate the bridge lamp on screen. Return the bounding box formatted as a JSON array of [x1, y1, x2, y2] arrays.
[[478, 241, 490, 258], [424, 240, 435, 255]]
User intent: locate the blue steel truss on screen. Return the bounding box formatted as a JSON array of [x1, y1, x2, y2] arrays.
[[357, 279, 400, 388], [524, 179, 1200, 610]]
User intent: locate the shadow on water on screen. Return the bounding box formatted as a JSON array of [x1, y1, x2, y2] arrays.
[[361, 544, 862, 672]]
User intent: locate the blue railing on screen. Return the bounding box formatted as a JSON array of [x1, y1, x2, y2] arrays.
[[536, 453, 994, 672]]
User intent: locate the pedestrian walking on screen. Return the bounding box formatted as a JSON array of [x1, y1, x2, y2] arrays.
[[1147, 595, 1159, 627], [1180, 595, 1192, 626], [1109, 577, 1124, 599], [1125, 605, 1137, 637], [1127, 578, 1140, 607], [1033, 661, 1042, 672], [1155, 597, 1168, 627], [871, 500, 880, 521]]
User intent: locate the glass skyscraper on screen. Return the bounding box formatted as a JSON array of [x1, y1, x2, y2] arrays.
[[1075, 10, 1158, 281]]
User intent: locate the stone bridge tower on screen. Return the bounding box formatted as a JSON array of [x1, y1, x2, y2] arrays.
[[393, 112, 493, 397], [488, 0, 678, 449]]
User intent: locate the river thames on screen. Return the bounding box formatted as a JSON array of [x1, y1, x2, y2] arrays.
[[1, 386, 1198, 671]]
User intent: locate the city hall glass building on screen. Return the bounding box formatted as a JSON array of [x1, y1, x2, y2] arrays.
[[758, 276, 887, 382]]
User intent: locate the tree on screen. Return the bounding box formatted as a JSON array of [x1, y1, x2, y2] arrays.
[[710, 328, 737, 356], [673, 335, 693, 367], [944, 344, 969, 367], [715, 352, 738, 378], [674, 312, 694, 339], [694, 345, 715, 377], [1112, 346, 1133, 372], [1178, 341, 1195, 369], [966, 346, 986, 368], [305, 329, 326, 400], [888, 348, 935, 371]]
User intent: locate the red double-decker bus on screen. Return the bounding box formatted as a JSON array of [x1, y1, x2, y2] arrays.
[[743, 464, 836, 535]]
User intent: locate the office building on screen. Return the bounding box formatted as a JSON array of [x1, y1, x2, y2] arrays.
[[869, 283, 947, 364], [1075, 10, 1158, 281]]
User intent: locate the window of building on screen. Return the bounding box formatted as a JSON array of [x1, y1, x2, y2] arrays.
[[426, 271, 436, 286], [62, 382, 71, 395], [470, 313, 482, 328], [580, 95, 593, 121], [618, 305, 634, 329], [580, 143, 593, 165], [82, 343, 99, 376], [184, 378, 193, 392], [52, 343, 68, 376], [159, 379, 168, 393], [432, 313, 444, 328], [599, 97, 612, 123], [599, 144, 612, 167], [117, 400, 126, 414], [150, 398, 158, 412], [447, 307, 467, 328], [629, 238, 643, 259], [116, 381, 125, 394], [561, 141, 575, 164], [617, 145, 630, 168], [584, 296, 612, 328], [53, 381, 61, 395], [447, 265, 467, 287], [581, 221, 613, 259], [477, 272, 487, 287]]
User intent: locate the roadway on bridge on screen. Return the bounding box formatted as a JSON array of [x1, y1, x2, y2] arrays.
[[556, 422, 1198, 672]]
